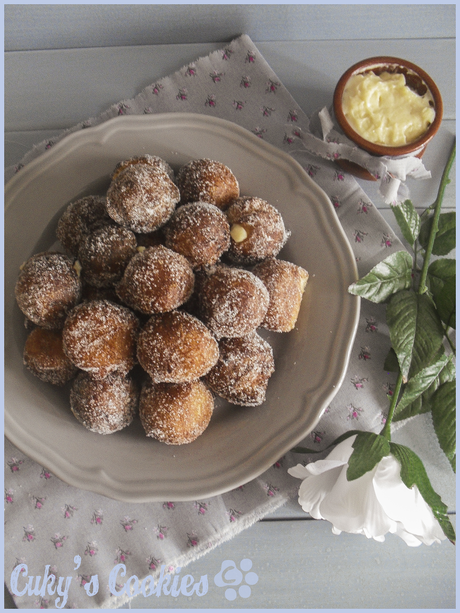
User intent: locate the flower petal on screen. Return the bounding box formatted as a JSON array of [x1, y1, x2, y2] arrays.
[[373, 455, 446, 545], [297, 465, 343, 518], [287, 464, 310, 480]]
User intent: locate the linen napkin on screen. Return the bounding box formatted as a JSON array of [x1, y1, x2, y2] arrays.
[[5, 34, 438, 609]]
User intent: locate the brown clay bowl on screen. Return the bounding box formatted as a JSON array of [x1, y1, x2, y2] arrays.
[[333, 56, 443, 180]]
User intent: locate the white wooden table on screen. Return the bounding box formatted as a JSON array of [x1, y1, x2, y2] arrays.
[[5, 5, 456, 609]]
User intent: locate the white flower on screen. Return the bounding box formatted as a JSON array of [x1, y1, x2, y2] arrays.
[[288, 434, 446, 547]]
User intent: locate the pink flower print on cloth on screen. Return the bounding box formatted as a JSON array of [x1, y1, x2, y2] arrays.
[[187, 532, 199, 547], [5, 488, 14, 504], [264, 483, 279, 497], [120, 516, 138, 532], [228, 508, 242, 522], [40, 467, 52, 479], [358, 346, 371, 361], [33, 495, 46, 509], [155, 525, 168, 540], [115, 548, 131, 564], [63, 504, 77, 519], [366, 317, 378, 333], [351, 376, 368, 390], [240, 76, 251, 88], [347, 404, 364, 421], [50, 533, 68, 549], [91, 509, 103, 525], [147, 555, 162, 572], [194, 501, 209, 515], [23, 525, 36, 543], [163, 501, 175, 511], [85, 541, 98, 557], [7, 457, 24, 472]]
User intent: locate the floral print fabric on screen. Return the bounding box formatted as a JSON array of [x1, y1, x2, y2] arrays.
[[5, 34, 404, 608]]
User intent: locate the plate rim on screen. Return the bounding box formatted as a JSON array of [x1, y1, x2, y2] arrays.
[[5, 113, 360, 502]]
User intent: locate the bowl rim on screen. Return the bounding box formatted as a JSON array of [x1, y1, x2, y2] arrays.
[[333, 56, 443, 157]]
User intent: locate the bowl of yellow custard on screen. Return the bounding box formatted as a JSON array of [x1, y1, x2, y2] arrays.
[[333, 56, 443, 177]]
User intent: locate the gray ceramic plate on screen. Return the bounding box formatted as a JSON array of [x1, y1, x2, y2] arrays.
[[5, 113, 359, 502]]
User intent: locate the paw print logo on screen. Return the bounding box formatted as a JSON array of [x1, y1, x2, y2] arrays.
[[214, 559, 258, 600]]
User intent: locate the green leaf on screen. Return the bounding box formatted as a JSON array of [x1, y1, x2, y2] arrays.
[[431, 381, 456, 472], [386, 290, 445, 382], [394, 353, 451, 417], [433, 276, 456, 329], [348, 251, 412, 303], [390, 442, 456, 543], [427, 258, 456, 296], [391, 199, 421, 246], [419, 212, 456, 256], [383, 348, 400, 373], [393, 396, 426, 422], [346, 432, 391, 481]]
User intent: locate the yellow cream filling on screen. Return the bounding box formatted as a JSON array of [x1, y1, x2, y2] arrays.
[[342, 71, 435, 146]]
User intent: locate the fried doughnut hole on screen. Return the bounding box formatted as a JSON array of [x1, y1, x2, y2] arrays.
[[70, 371, 139, 434], [139, 379, 214, 444], [137, 310, 219, 383], [56, 195, 111, 256], [226, 196, 289, 264], [62, 300, 139, 379], [15, 252, 82, 329], [116, 245, 194, 314], [197, 265, 269, 339], [176, 158, 240, 210], [205, 331, 275, 406], [164, 202, 231, 269], [78, 224, 138, 288], [23, 327, 78, 386], [252, 258, 309, 332], [106, 160, 180, 233]]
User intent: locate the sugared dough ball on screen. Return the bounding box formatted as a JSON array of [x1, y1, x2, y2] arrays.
[[111, 155, 175, 183], [15, 252, 82, 329], [23, 327, 78, 386], [63, 300, 139, 379], [70, 371, 138, 434], [106, 163, 180, 233], [205, 332, 275, 406], [78, 224, 138, 288], [116, 245, 194, 314], [164, 202, 231, 269], [176, 159, 239, 210], [56, 195, 111, 256], [197, 265, 269, 339], [226, 197, 289, 264], [137, 310, 219, 383], [252, 258, 309, 332], [139, 379, 214, 445]]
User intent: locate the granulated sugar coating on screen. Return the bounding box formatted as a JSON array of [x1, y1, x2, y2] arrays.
[[70, 371, 139, 435], [62, 300, 139, 379], [205, 331, 275, 406], [164, 201, 231, 269], [198, 265, 269, 339], [15, 252, 82, 329], [252, 258, 309, 332], [23, 328, 78, 386], [176, 158, 240, 210], [116, 245, 195, 314], [111, 154, 175, 183], [15, 155, 311, 445], [78, 224, 138, 288], [56, 195, 111, 256], [137, 310, 219, 383], [139, 379, 214, 444], [106, 164, 180, 233], [226, 196, 290, 264]]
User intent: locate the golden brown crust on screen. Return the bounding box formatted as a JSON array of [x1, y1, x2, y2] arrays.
[[23, 327, 78, 386], [205, 331, 275, 406], [252, 258, 309, 332], [164, 201, 231, 269], [62, 299, 139, 379], [56, 195, 111, 256], [15, 252, 82, 329], [177, 158, 239, 210], [78, 224, 138, 288], [70, 371, 138, 434], [137, 310, 219, 383], [139, 379, 214, 444], [197, 265, 269, 339], [106, 164, 180, 233], [116, 245, 195, 314], [226, 197, 289, 264]]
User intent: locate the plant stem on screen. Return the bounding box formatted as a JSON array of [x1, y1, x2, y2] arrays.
[[418, 141, 456, 295], [380, 372, 404, 440]]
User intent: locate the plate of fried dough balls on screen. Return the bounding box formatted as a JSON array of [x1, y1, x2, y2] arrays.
[[5, 114, 359, 501]]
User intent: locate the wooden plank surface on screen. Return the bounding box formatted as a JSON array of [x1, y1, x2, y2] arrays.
[[5, 4, 456, 51]]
